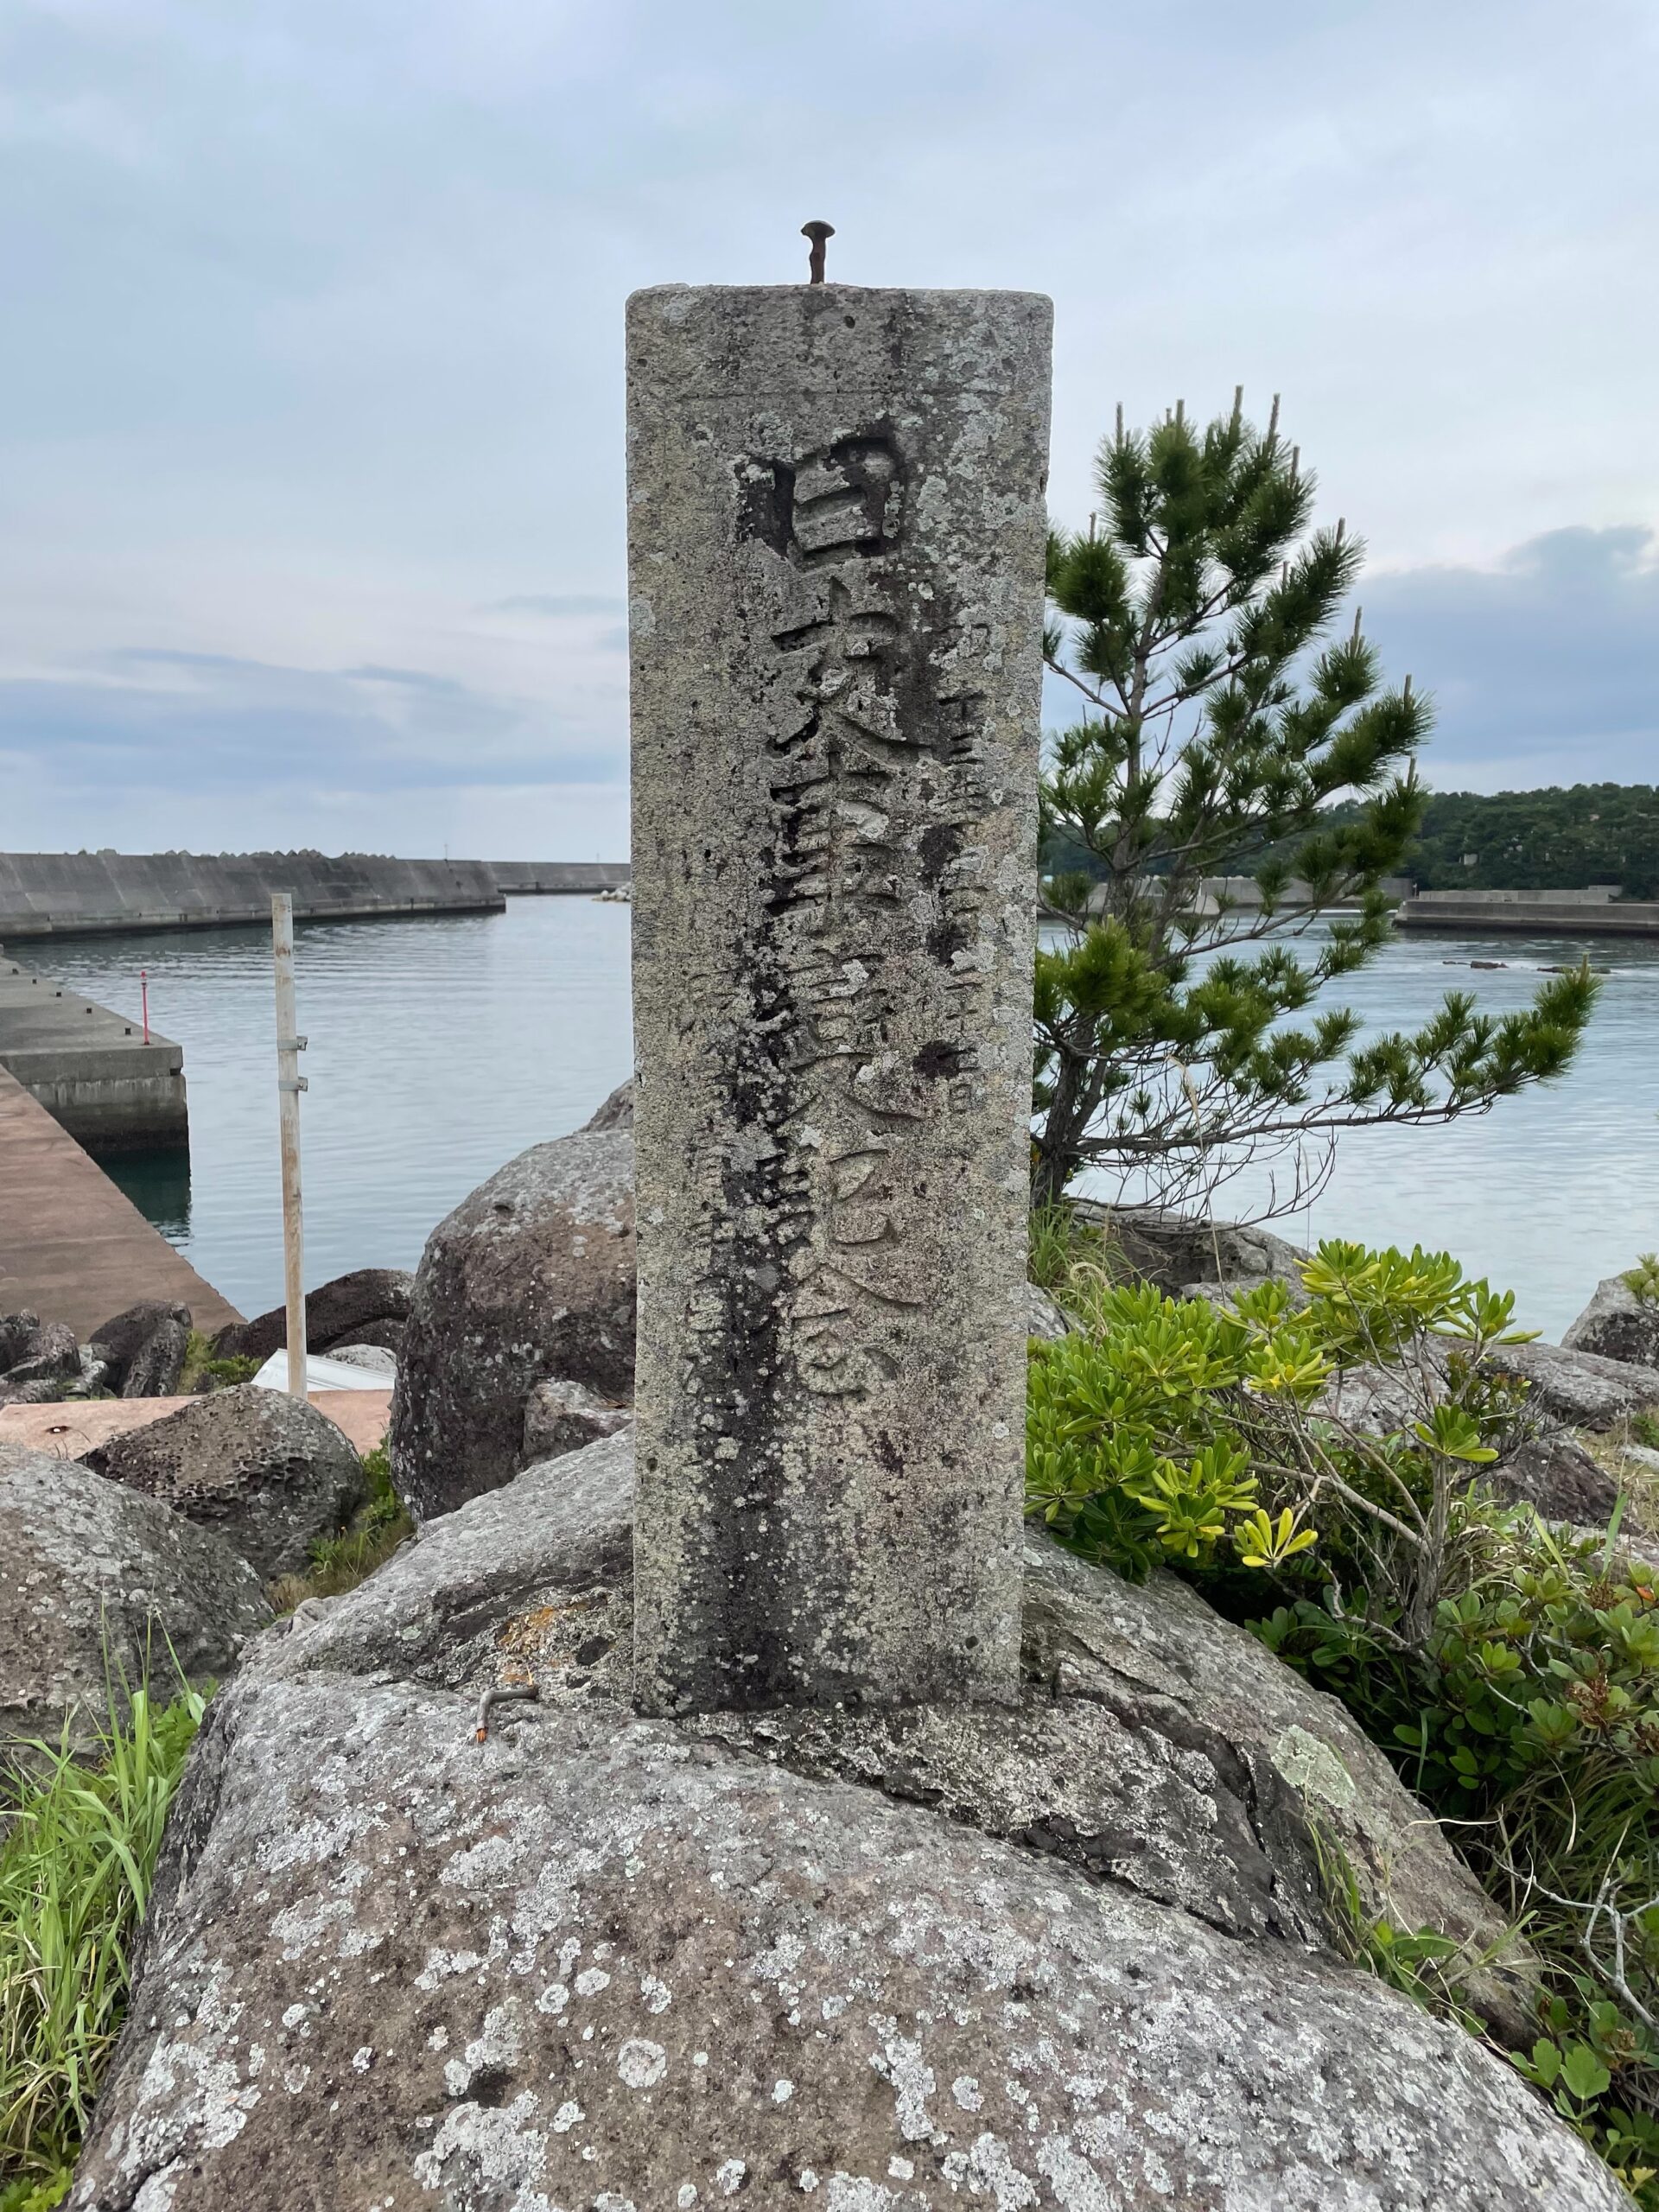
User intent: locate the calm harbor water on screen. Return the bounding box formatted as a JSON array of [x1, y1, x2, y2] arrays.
[[14, 899, 1659, 1340]]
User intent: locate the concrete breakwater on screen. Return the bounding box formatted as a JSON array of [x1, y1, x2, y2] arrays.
[[0, 849, 507, 939], [486, 861, 631, 894], [0, 953, 186, 1149], [1396, 888, 1659, 937]]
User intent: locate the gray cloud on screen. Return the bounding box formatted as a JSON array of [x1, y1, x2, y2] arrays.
[[1362, 527, 1659, 788], [0, 0, 1655, 848], [0, 646, 625, 796]]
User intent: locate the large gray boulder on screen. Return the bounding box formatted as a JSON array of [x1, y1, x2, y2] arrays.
[[84, 1384, 364, 1584], [391, 1109, 635, 1521], [70, 1434, 1612, 2209], [1564, 1273, 1659, 1371], [257, 1429, 1529, 2035], [213, 1266, 414, 1364], [0, 1446, 270, 1755], [89, 1298, 193, 1397], [1494, 1427, 1622, 1525], [1488, 1335, 1659, 1429]]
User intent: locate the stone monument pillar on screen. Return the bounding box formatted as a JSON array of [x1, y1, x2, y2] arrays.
[[627, 282, 1052, 1715]]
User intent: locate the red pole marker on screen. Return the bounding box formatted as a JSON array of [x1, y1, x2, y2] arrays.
[[140, 970, 149, 1044]]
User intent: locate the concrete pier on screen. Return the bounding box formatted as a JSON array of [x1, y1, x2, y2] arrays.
[[0, 1066, 238, 1340], [0, 955, 187, 1151]]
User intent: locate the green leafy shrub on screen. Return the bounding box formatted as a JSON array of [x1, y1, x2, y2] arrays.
[[1625, 1255, 1659, 1308], [1, 1682, 204, 2191], [176, 1331, 258, 1395], [1027, 1238, 1533, 1637], [1027, 1238, 1659, 2199]]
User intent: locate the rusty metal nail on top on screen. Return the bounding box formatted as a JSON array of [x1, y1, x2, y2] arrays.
[[801, 220, 834, 284]]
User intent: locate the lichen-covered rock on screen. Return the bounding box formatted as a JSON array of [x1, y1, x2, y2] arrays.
[[1021, 1282, 1071, 1340], [391, 1126, 635, 1520], [262, 1427, 1530, 2039], [521, 1374, 631, 1463], [89, 1299, 192, 1398], [69, 1668, 1617, 2210], [584, 1076, 634, 1131], [1488, 1335, 1659, 1429], [213, 1267, 414, 1363], [1564, 1274, 1659, 1371], [0, 1446, 270, 1754], [84, 1384, 364, 1584]]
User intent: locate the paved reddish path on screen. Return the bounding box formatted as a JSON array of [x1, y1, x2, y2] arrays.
[[0, 1389, 391, 1461], [0, 1065, 242, 1340]]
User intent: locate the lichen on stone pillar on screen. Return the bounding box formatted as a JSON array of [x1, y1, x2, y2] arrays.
[[627, 282, 1052, 1715]]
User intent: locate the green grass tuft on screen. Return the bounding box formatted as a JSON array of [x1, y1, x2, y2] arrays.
[[271, 1441, 412, 1611], [1, 1679, 204, 2190]]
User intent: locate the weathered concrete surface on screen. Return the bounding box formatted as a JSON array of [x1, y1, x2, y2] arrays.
[[1565, 1273, 1659, 1371], [68, 1433, 1610, 2212], [627, 284, 1052, 1714], [0, 1446, 270, 1753], [0, 1066, 240, 1339], [0, 849, 504, 938], [0, 954, 188, 1148], [85, 1383, 365, 1583], [391, 1121, 635, 1521]]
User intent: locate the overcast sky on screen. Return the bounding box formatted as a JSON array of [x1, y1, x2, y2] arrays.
[[3, 0, 1656, 860]]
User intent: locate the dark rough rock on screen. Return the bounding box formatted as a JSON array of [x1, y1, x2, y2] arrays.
[[3, 1317, 81, 1388], [0, 1310, 41, 1370], [391, 1126, 635, 1521], [89, 1299, 193, 1397], [1564, 1273, 1659, 1372], [71, 1440, 1608, 2208], [0, 1446, 270, 1754], [212, 1267, 414, 1363], [264, 1428, 1533, 2041], [84, 1384, 364, 1584], [1094, 1206, 1310, 1299], [327, 1312, 406, 1356], [583, 1076, 634, 1131], [1487, 1336, 1659, 1429], [521, 1374, 632, 1464], [1493, 1427, 1622, 1526]]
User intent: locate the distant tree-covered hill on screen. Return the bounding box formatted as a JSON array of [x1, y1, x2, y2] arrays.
[[1402, 785, 1659, 899], [1043, 785, 1659, 899]]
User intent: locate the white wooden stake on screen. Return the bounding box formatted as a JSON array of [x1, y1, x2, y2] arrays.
[[271, 893, 308, 1400]]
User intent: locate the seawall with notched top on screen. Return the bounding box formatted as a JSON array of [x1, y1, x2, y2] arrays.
[[0, 851, 506, 939]]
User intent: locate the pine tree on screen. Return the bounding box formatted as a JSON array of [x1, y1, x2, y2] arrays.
[[1034, 391, 1596, 1212]]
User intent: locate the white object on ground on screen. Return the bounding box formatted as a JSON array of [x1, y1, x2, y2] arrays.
[[252, 1350, 392, 1394]]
